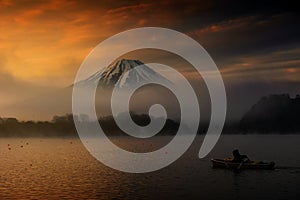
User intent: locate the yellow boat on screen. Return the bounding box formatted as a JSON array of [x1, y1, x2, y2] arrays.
[[211, 158, 275, 170]]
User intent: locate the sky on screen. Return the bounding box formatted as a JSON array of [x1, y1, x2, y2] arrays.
[[0, 0, 299, 120]]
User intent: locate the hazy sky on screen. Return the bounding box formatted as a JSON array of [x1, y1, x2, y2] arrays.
[[0, 0, 299, 120]]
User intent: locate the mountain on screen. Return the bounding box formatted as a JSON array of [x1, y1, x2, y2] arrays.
[[75, 59, 172, 88], [240, 94, 300, 132]]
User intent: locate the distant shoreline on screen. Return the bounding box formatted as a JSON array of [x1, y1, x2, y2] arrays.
[[1, 132, 300, 138], [2, 93, 300, 137]]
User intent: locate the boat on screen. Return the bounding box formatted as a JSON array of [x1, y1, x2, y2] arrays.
[[211, 158, 275, 170]]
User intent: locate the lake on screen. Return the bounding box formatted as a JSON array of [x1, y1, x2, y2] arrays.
[[1, 135, 299, 199]]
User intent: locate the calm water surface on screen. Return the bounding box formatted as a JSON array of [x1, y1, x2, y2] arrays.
[[1, 135, 300, 200]]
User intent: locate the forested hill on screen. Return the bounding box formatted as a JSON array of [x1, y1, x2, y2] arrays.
[[240, 94, 300, 133]]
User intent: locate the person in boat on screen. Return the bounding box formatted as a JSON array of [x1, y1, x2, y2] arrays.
[[232, 149, 250, 163]]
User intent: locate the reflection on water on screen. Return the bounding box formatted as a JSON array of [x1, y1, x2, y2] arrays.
[[0, 135, 300, 200]]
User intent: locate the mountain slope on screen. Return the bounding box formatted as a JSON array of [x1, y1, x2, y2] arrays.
[[75, 59, 172, 88]]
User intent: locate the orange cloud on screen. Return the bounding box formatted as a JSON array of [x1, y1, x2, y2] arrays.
[[287, 68, 297, 73], [0, 0, 13, 7], [189, 16, 259, 36], [218, 47, 300, 83], [0, 1, 107, 85], [0, 0, 187, 87]]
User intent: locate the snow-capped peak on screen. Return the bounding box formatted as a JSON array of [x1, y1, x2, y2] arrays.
[[75, 59, 172, 88]]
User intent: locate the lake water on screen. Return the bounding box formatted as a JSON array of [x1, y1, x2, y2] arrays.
[[0, 135, 299, 199]]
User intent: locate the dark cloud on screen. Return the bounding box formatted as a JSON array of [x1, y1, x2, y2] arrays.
[[189, 13, 300, 60]]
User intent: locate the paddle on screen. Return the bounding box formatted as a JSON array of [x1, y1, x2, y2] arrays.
[[237, 157, 250, 170], [237, 160, 244, 170]]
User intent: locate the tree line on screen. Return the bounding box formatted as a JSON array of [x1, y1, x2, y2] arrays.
[[0, 113, 180, 137]]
